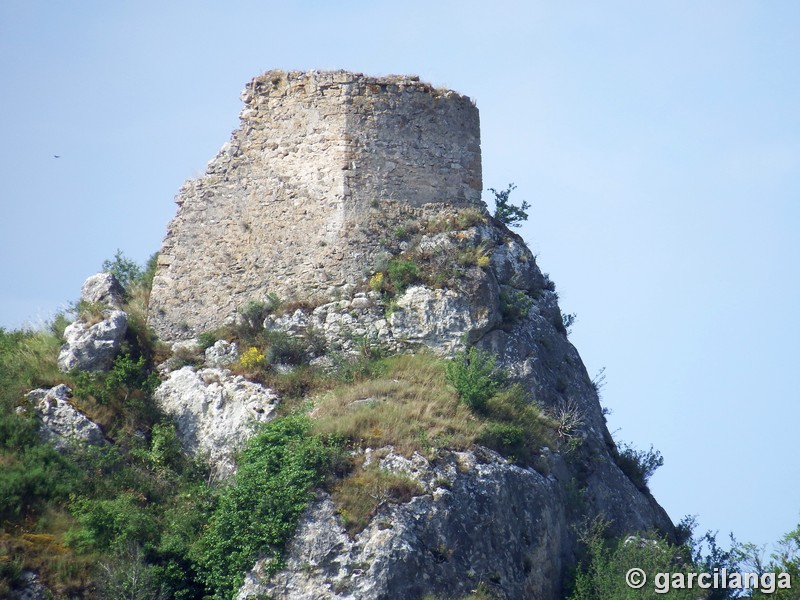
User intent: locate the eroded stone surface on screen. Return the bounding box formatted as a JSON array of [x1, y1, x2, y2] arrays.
[[239, 449, 565, 600], [80, 272, 126, 309], [58, 272, 129, 373], [29, 384, 105, 451], [58, 310, 128, 372], [153, 367, 279, 478]]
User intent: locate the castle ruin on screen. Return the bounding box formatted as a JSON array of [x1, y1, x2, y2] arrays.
[[148, 70, 483, 340]]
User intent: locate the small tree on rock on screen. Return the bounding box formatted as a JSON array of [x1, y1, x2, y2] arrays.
[[490, 183, 530, 228]]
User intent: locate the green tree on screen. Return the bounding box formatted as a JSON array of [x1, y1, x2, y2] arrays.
[[569, 519, 696, 600], [193, 415, 338, 599], [489, 183, 530, 228], [102, 249, 159, 297]]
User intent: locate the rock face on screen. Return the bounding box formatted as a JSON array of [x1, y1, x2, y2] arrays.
[[28, 384, 105, 451], [80, 272, 126, 309], [149, 70, 482, 341], [153, 366, 279, 478], [146, 70, 675, 600], [58, 272, 128, 372], [58, 310, 128, 372], [239, 449, 565, 600], [204, 339, 240, 368]]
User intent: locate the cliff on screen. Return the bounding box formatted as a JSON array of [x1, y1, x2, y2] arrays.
[[143, 70, 674, 599]]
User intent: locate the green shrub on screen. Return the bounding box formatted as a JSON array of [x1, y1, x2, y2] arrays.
[[478, 422, 526, 456], [196, 330, 219, 350], [569, 519, 695, 600], [489, 183, 530, 228], [499, 290, 533, 324], [145, 422, 184, 472], [72, 352, 158, 406], [263, 329, 308, 366], [66, 493, 159, 553], [479, 385, 554, 463], [445, 347, 502, 413], [193, 415, 338, 599], [0, 443, 82, 520], [615, 443, 664, 492], [102, 249, 144, 297], [386, 258, 421, 293], [70, 352, 161, 436]]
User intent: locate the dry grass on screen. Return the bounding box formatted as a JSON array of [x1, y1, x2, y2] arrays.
[[311, 352, 557, 465], [312, 352, 482, 455], [0, 508, 96, 597], [331, 465, 424, 536]]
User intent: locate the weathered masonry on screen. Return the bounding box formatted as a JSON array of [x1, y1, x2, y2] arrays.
[[149, 70, 482, 340]]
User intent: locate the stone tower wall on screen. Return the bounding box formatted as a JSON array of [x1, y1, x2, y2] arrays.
[[148, 70, 482, 340]]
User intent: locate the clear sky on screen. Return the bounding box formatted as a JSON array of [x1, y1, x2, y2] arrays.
[[2, 1, 798, 552]]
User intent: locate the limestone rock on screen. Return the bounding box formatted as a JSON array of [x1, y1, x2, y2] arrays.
[[205, 339, 239, 368], [57, 309, 128, 372], [142, 70, 676, 600], [239, 449, 565, 600], [153, 367, 279, 478], [389, 278, 501, 355], [80, 272, 126, 309], [29, 384, 105, 451]]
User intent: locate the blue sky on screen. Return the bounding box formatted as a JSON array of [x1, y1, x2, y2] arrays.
[[2, 1, 798, 552]]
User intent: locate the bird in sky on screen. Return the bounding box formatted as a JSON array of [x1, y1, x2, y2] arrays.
[[53, 155, 60, 158]]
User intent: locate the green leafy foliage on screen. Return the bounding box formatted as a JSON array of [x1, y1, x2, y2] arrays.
[[477, 385, 554, 463], [193, 415, 339, 599], [490, 183, 530, 228], [70, 352, 161, 437], [444, 349, 555, 462], [0, 327, 83, 521], [615, 442, 664, 492], [386, 257, 421, 293], [0, 443, 82, 520], [499, 290, 533, 324], [102, 249, 158, 298], [66, 493, 159, 553], [445, 347, 502, 413], [568, 519, 697, 600]]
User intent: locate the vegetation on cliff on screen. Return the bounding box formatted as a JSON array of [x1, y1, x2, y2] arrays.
[[2, 251, 798, 599]]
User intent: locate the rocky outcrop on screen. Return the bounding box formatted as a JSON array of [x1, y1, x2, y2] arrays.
[[58, 272, 128, 372], [80, 272, 126, 309], [204, 339, 240, 368], [235, 214, 673, 599], [240, 448, 565, 600], [27, 384, 105, 451], [58, 310, 128, 372], [153, 367, 279, 478], [145, 70, 675, 600]]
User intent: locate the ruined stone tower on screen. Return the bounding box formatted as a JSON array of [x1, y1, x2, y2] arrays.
[[148, 70, 483, 340]]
